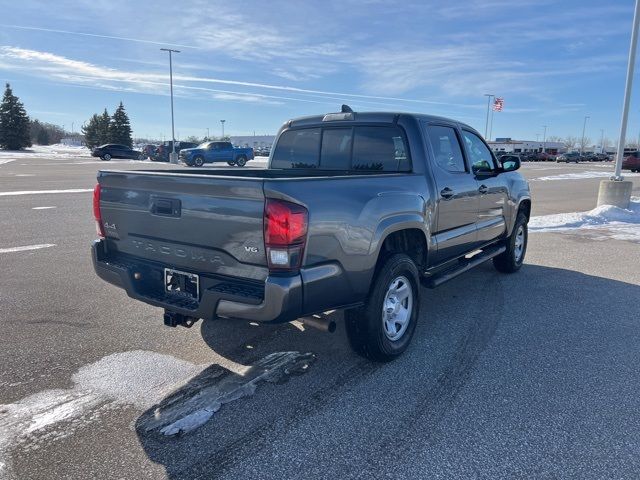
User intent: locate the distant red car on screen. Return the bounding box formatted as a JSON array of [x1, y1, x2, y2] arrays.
[[622, 152, 640, 172]]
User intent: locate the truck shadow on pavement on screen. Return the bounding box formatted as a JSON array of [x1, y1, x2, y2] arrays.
[[134, 263, 640, 479]]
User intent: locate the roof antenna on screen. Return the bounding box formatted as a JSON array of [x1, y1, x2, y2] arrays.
[[341, 104, 353, 113]]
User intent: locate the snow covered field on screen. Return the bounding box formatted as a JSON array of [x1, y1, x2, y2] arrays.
[[530, 197, 640, 242], [0, 144, 91, 159]]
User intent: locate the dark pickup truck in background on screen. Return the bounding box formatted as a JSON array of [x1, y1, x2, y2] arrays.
[[92, 108, 531, 361]]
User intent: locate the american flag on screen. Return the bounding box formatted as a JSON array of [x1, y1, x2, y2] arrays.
[[493, 97, 504, 111]]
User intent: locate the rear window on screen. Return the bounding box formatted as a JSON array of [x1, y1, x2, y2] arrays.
[[271, 126, 410, 171]]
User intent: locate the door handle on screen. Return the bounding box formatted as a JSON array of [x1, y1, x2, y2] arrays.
[[440, 187, 454, 199], [478, 184, 488, 194]]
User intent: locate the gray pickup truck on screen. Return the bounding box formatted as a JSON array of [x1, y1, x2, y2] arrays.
[[92, 108, 530, 361]]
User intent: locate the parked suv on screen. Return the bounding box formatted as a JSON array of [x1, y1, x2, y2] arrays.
[[556, 152, 581, 163], [151, 141, 199, 162], [91, 144, 144, 161]]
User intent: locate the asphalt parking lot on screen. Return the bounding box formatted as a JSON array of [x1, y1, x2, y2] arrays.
[[1, 154, 640, 479]]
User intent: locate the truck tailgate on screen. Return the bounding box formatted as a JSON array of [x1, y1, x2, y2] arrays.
[[97, 171, 268, 281]]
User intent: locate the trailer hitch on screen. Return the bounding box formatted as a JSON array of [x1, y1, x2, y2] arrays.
[[163, 311, 200, 328]]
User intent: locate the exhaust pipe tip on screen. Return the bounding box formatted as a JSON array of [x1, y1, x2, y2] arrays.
[[302, 316, 336, 333]]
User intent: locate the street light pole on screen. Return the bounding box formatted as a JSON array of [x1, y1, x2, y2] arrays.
[[580, 116, 589, 155], [600, 129, 605, 154], [483, 94, 494, 138], [597, 0, 639, 208], [160, 48, 180, 163], [206, 128, 210, 140], [542, 125, 547, 153], [220, 119, 226, 138]]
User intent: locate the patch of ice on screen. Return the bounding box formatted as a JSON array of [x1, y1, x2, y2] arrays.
[[529, 197, 640, 242], [532, 170, 640, 181]]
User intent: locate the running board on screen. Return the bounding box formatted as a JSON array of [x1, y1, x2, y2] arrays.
[[421, 245, 506, 289]]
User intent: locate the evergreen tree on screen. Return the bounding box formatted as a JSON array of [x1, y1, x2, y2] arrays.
[[0, 83, 31, 150], [109, 102, 132, 147], [81, 114, 101, 149], [98, 109, 111, 145]]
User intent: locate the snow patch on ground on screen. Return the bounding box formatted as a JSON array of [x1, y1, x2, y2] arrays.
[[0, 351, 203, 476], [530, 197, 640, 242], [0, 349, 315, 475], [532, 170, 640, 181]]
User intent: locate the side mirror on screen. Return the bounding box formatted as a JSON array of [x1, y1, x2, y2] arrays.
[[500, 157, 520, 172]]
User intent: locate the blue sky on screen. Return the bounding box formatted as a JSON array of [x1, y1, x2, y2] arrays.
[[0, 0, 636, 144]]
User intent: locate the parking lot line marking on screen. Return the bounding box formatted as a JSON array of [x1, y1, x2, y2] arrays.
[[32, 206, 57, 210], [0, 188, 92, 196], [0, 159, 15, 165], [0, 244, 56, 254]]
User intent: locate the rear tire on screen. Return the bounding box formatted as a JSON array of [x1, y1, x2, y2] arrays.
[[236, 156, 247, 167], [194, 156, 204, 167], [345, 254, 420, 362], [493, 212, 528, 273], [101, 153, 111, 161], [227, 161, 236, 166]]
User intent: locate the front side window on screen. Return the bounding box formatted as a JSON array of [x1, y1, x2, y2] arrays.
[[461, 130, 495, 173], [425, 125, 466, 173]]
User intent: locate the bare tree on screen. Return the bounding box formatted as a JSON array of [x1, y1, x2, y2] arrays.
[[578, 136, 592, 152], [602, 137, 613, 151], [563, 135, 578, 151], [547, 135, 563, 143]]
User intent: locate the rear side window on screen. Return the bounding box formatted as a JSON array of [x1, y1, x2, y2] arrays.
[[351, 126, 410, 171], [426, 126, 466, 173], [271, 128, 321, 168], [271, 125, 410, 171], [320, 128, 352, 169]]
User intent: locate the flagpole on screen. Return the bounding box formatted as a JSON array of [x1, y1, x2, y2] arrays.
[[483, 94, 493, 138], [489, 107, 495, 141], [596, 0, 638, 208]]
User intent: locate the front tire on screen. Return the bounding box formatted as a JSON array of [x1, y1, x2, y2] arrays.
[[101, 153, 111, 161], [236, 156, 247, 167], [345, 254, 420, 362], [194, 156, 204, 167], [493, 212, 528, 273]]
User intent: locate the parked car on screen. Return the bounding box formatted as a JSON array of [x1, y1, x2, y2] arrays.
[[141, 144, 157, 159], [179, 141, 255, 167], [556, 152, 581, 163], [622, 151, 640, 172], [91, 108, 531, 361], [152, 141, 199, 162], [91, 144, 144, 161]]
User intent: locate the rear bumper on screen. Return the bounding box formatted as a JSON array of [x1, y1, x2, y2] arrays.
[[91, 239, 304, 323]]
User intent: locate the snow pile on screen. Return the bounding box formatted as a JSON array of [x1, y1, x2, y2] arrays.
[[532, 170, 640, 181], [529, 197, 640, 242]]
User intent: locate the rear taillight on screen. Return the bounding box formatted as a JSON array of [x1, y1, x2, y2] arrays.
[[264, 198, 308, 272], [93, 183, 105, 238]]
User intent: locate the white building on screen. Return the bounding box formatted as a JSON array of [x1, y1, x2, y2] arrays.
[[487, 138, 565, 154], [229, 135, 276, 148]]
